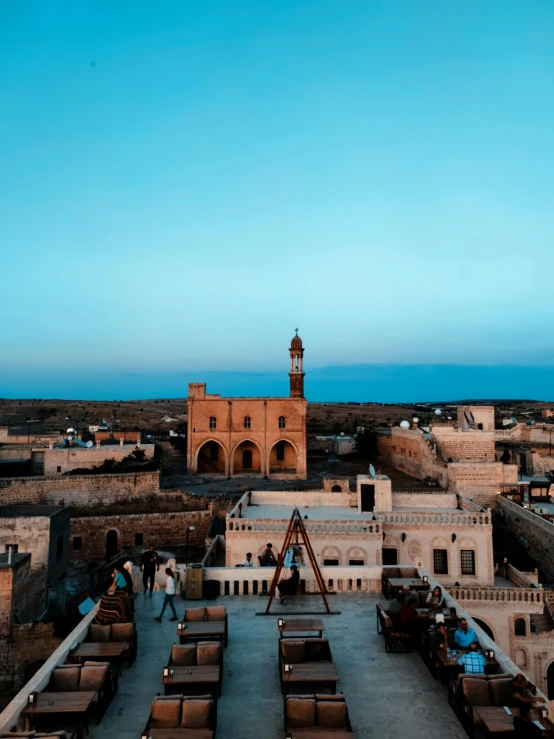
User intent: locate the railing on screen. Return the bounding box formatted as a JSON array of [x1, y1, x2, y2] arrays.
[[228, 519, 380, 534], [449, 586, 544, 604], [379, 511, 490, 525]]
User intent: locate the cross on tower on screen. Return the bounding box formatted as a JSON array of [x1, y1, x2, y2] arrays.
[[295, 327, 299, 335]]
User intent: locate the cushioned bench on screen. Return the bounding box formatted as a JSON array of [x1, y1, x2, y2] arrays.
[[454, 673, 515, 738], [167, 643, 223, 694], [141, 694, 217, 738], [46, 661, 116, 723], [86, 622, 137, 666], [375, 604, 412, 653], [284, 693, 354, 735], [182, 608, 228, 648]]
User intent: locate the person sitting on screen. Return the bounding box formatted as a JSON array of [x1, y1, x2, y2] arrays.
[[242, 552, 254, 567], [508, 674, 547, 708], [399, 596, 419, 634], [453, 618, 479, 648], [429, 622, 449, 652], [386, 593, 405, 627], [457, 642, 487, 674], [513, 702, 548, 738], [277, 565, 299, 605], [260, 543, 278, 567], [426, 586, 444, 609], [402, 584, 420, 603], [109, 564, 129, 593]]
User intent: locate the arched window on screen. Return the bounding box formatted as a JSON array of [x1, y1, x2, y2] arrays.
[[244, 416, 251, 429], [278, 416, 286, 429], [515, 618, 526, 636], [209, 417, 217, 430], [331, 485, 342, 492]]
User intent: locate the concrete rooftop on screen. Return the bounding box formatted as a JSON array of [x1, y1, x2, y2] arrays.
[[89, 591, 466, 739], [242, 505, 374, 521]]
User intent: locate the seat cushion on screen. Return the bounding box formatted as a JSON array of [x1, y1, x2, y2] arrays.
[[463, 678, 492, 707], [89, 624, 111, 642], [79, 665, 108, 692], [150, 698, 181, 728], [181, 699, 213, 729], [305, 639, 330, 661], [51, 666, 80, 692], [281, 639, 307, 664], [489, 677, 515, 707], [399, 567, 418, 578], [287, 698, 316, 728], [185, 608, 206, 622], [110, 623, 134, 642], [196, 642, 221, 666], [315, 694, 345, 701], [205, 606, 226, 622], [316, 699, 347, 728], [171, 645, 196, 667]]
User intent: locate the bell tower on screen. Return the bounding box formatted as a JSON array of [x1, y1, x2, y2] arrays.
[[289, 329, 305, 398]]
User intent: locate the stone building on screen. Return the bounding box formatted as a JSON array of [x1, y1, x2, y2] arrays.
[[187, 333, 307, 479]]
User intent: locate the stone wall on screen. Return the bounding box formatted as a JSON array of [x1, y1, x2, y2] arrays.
[[498, 496, 554, 582], [431, 428, 496, 462], [69, 509, 212, 561], [0, 471, 160, 506], [376, 429, 448, 485], [39, 444, 155, 476], [447, 462, 518, 507], [0, 427, 61, 445]]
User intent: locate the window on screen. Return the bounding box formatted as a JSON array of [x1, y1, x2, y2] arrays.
[[514, 618, 526, 637], [135, 533, 144, 546], [331, 485, 342, 492], [244, 416, 251, 429], [209, 416, 217, 430], [56, 465, 61, 473], [276, 442, 285, 461], [56, 534, 64, 562], [382, 548, 398, 565], [433, 549, 448, 575], [278, 416, 286, 429], [477, 423, 483, 430], [5, 544, 18, 553], [323, 559, 339, 566], [349, 559, 364, 566], [72, 536, 82, 551], [460, 550, 476, 575]]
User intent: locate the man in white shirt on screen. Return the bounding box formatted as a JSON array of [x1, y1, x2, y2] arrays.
[[242, 552, 253, 567]]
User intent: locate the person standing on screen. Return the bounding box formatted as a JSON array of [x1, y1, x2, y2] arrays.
[[140, 544, 160, 597], [154, 568, 178, 622]]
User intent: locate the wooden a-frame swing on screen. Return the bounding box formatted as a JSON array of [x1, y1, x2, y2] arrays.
[[265, 507, 331, 614]]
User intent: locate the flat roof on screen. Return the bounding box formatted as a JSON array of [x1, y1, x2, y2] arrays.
[[86, 593, 466, 739], [242, 505, 375, 521], [0, 505, 65, 518]]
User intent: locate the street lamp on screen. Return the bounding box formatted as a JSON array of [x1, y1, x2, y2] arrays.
[[185, 525, 196, 567]]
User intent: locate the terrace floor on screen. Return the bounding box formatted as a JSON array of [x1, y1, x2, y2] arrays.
[[89, 592, 466, 739]]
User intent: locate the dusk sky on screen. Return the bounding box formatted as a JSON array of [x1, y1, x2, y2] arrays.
[[1, 1, 554, 401]]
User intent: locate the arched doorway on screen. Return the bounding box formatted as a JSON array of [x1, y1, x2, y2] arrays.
[[331, 485, 342, 492], [472, 617, 495, 642], [106, 529, 119, 560], [547, 661, 554, 700], [233, 441, 261, 474], [197, 441, 226, 473], [269, 440, 297, 474]]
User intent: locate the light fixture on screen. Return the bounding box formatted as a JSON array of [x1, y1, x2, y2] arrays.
[[178, 622, 184, 630], [163, 667, 169, 677], [422, 575, 428, 583], [278, 618, 284, 627], [382, 532, 386, 540], [539, 706, 548, 720], [284, 663, 292, 673], [401, 533, 406, 543], [28, 691, 37, 704], [486, 650, 495, 659], [451, 533, 457, 543]]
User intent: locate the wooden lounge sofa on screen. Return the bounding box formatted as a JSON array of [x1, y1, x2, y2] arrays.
[[375, 604, 412, 653], [141, 694, 217, 738], [452, 673, 516, 738], [284, 693, 354, 736], [181, 607, 228, 647], [44, 661, 117, 724], [166, 643, 223, 695], [86, 622, 138, 667], [279, 638, 334, 694]]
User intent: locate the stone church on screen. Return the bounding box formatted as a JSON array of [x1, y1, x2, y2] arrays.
[[186, 333, 307, 479]]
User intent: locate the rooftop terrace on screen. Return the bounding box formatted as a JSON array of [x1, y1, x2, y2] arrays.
[[87, 592, 466, 739]]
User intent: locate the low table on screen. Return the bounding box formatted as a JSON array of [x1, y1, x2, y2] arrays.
[[475, 706, 551, 736], [23, 691, 97, 731], [283, 732, 356, 738], [278, 618, 325, 639], [178, 622, 226, 645], [282, 663, 340, 695], [416, 608, 457, 627], [70, 641, 129, 675], [434, 647, 499, 671], [162, 665, 221, 697]]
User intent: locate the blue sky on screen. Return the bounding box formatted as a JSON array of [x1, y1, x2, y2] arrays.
[[1, 1, 554, 400]]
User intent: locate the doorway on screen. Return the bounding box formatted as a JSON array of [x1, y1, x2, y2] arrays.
[[106, 529, 119, 560], [360, 484, 375, 512], [547, 661, 554, 700], [382, 548, 398, 565]]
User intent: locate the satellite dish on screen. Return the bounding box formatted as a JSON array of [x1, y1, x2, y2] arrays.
[[399, 420, 410, 429], [340, 432, 345, 437], [67, 435, 73, 441], [86, 440, 94, 448], [67, 427, 76, 434], [434, 409, 443, 416], [413, 417, 419, 423], [369, 464, 376, 478]]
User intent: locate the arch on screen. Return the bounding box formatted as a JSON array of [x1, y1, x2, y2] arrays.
[[197, 439, 227, 474], [321, 545, 342, 565], [472, 617, 495, 642], [547, 661, 554, 700], [106, 529, 119, 560], [232, 439, 262, 475], [269, 439, 297, 474], [331, 485, 342, 492], [514, 617, 526, 636], [346, 545, 368, 565], [515, 647, 529, 668]]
